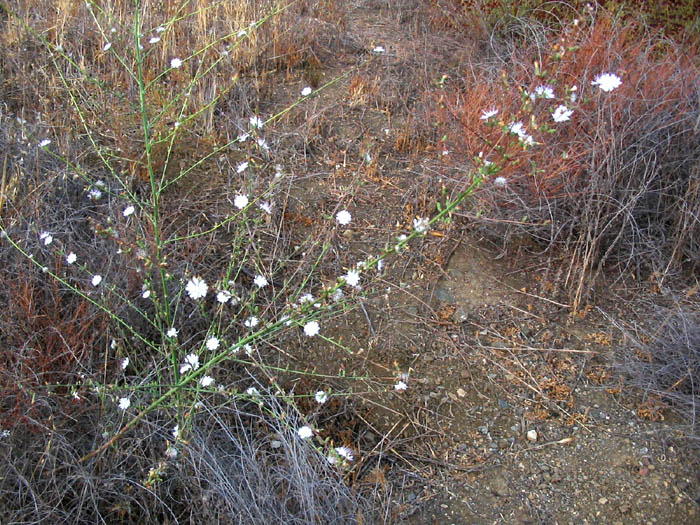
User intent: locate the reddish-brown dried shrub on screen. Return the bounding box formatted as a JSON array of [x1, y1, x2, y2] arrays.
[[436, 10, 699, 306], [0, 260, 108, 432]]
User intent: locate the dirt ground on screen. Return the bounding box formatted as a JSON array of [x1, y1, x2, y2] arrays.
[[272, 1, 699, 523]]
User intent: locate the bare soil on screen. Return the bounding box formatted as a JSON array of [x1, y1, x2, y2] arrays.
[[273, 1, 699, 523]]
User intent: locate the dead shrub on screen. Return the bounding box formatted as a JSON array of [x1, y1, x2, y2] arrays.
[[436, 9, 700, 307]]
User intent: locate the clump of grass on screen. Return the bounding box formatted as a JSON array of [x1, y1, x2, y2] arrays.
[[434, 6, 700, 307], [607, 297, 700, 465]]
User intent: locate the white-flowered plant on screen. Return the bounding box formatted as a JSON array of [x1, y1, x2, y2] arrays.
[[480, 108, 498, 120], [552, 105, 573, 123], [591, 72, 622, 92], [303, 321, 320, 337], [335, 209, 352, 225], [394, 381, 407, 392], [344, 269, 360, 288], [234, 194, 249, 209], [315, 390, 328, 404], [249, 115, 264, 129], [216, 290, 232, 304], [185, 277, 208, 300], [297, 425, 313, 439], [40, 231, 53, 245], [413, 217, 430, 234], [0, 4, 497, 477], [179, 353, 200, 374]]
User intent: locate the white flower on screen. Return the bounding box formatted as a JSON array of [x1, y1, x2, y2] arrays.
[[38, 139, 51, 148], [120, 357, 129, 370], [170, 57, 183, 69], [297, 425, 313, 439], [494, 176, 507, 186], [88, 188, 102, 200], [200, 375, 215, 387], [301, 86, 312, 96], [66, 252, 77, 264], [118, 397, 131, 410], [149, 36, 160, 44], [256, 137, 269, 150], [315, 390, 328, 404], [243, 343, 253, 355], [413, 217, 430, 233], [591, 72, 622, 92], [304, 321, 320, 337], [186, 276, 208, 300], [123, 205, 135, 217], [533, 85, 555, 99], [91, 275, 102, 286], [344, 269, 360, 288], [165, 446, 178, 459], [335, 210, 352, 225], [167, 327, 178, 338], [102, 42, 112, 52], [552, 105, 573, 123], [142, 289, 151, 299], [237, 132, 249, 142], [509, 121, 526, 138], [335, 446, 354, 461], [249, 115, 264, 129], [246, 386, 260, 397], [172, 424, 181, 440], [39, 231, 53, 245], [234, 194, 249, 209], [298, 293, 314, 304], [253, 275, 268, 288], [259, 201, 272, 214], [216, 290, 232, 303], [480, 108, 498, 120], [570, 84, 578, 102], [244, 316, 259, 328], [373, 46, 385, 53], [236, 161, 249, 173], [394, 380, 407, 392], [206, 337, 220, 351], [156, 26, 166, 33], [179, 353, 200, 374], [332, 288, 344, 302]]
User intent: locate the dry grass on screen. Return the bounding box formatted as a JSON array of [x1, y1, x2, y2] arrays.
[[1, 0, 700, 521]]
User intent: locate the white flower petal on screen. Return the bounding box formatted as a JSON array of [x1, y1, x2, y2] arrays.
[[335, 210, 352, 225], [303, 321, 320, 337]]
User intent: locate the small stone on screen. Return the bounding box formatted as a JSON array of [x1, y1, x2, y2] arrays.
[[526, 430, 538, 442], [598, 497, 608, 505], [457, 388, 467, 398]]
